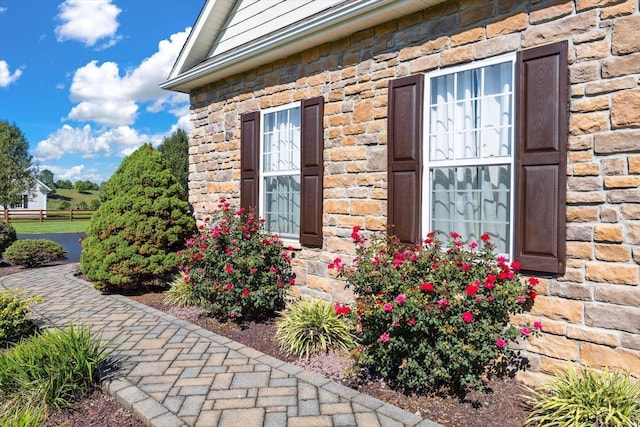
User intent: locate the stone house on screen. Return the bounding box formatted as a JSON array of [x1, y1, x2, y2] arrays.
[[162, 0, 640, 384]]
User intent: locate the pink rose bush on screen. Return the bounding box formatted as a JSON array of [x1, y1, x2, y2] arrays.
[[178, 199, 295, 320], [331, 228, 541, 395]]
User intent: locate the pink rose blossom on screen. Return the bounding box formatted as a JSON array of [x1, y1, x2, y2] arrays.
[[395, 294, 406, 304], [462, 311, 474, 323], [408, 318, 416, 326], [437, 299, 450, 308], [383, 303, 393, 312], [379, 333, 390, 343], [521, 327, 532, 336], [496, 338, 508, 348], [534, 321, 543, 330]]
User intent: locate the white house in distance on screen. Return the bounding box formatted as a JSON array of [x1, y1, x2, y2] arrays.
[[0, 178, 51, 211]]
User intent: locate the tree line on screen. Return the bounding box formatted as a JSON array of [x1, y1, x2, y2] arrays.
[[0, 120, 189, 208]]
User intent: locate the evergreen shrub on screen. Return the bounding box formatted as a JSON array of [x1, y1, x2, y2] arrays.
[[331, 228, 541, 395], [0, 221, 17, 254], [80, 144, 196, 291], [3, 239, 67, 268]]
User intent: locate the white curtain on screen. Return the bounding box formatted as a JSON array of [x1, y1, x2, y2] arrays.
[[429, 62, 512, 253]]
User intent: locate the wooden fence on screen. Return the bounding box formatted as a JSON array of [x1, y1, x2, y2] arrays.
[[2, 209, 95, 223]]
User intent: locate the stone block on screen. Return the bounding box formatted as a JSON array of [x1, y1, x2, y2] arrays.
[[571, 97, 609, 114], [595, 243, 631, 262], [539, 357, 572, 376], [566, 224, 593, 241], [601, 0, 637, 19], [527, 333, 579, 361], [487, 12, 527, 38], [595, 130, 640, 153], [568, 176, 602, 191], [585, 303, 640, 334], [350, 199, 381, 216], [594, 224, 623, 242], [628, 221, 640, 244], [599, 204, 619, 223], [608, 189, 640, 203], [595, 283, 640, 306], [629, 156, 640, 174], [473, 33, 520, 59], [440, 45, 473, 66], [523, 11, 596, 47], [572, 163, 600, 176], [568, 149, 593, 162], [604, 176, 640, 189], [612, 15, 640, 55], [567, 206, 598, 222], [586, 262, 639, 285], [621, 333, 640, 351], [567, 325, 619, 347], [570, 111, 609, 134], [585, 76, 636, 96], [529, 1, 574, 24], [566, 191, 606, 204], [602, 53, 640, 78], [575, 39, 610, 61], [550, 281, 592, 300], [566, 241, 594, 259], [531, 296, 584, 323], [581, 343, 640, 377], [451, 28, 485, 46], [621, 204, 640, 220], [612, 88, 640, 129], [569, 61, 598, 84], [602, 158, 626, 175]]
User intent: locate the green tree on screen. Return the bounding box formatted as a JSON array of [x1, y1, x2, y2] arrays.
[[81, 144, 196, 291], [0, 121, 36, 210], [74, 180, 98, 193], [158, 128, 189, 200], [37, 169, 55, 189], [55, 179, 73, 189]]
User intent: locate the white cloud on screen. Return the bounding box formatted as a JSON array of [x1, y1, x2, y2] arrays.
[[66, 29, 190, 126], [55, 0, 121, 48], [0, 6, 7, 13], [41, 164, 103, 183], [33, 124, 164, 162], [0, 60, 23, 87]]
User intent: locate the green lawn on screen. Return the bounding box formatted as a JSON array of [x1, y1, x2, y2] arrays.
[[48, 189, 100, 210], [10, 220, 90, 234]]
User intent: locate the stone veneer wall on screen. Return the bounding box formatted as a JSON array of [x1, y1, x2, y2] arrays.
[[188, 0, 640, 384]]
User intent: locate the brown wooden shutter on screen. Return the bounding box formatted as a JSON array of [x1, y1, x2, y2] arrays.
[[300, 96, 324, 247], [387, 75, 424, 244], [240, 111, 260, 211], [514, 41, 568, 275]]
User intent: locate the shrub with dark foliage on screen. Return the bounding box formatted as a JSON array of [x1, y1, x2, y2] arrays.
[[2, 239, 67, 268], [0, 221, 17, 255], [80, 144, 196, 291]]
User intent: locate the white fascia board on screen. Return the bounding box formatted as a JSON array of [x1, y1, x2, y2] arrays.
[[161, 0, 445, 93]]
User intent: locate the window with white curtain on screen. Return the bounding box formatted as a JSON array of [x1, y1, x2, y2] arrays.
[[424, 55, 515, 255], [260, 103, 301, 239]]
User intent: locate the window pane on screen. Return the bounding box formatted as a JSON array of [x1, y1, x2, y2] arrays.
[[263, 175, 301, 238], [263, 107, 301, 172], [428, 60, 512, 162], [431, 165, 511, 254]]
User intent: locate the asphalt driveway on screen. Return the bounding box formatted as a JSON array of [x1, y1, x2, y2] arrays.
[[17, 233, 85, 262]]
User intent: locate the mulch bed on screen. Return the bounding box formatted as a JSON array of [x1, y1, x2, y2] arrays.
[[1, 263, 534, 426]]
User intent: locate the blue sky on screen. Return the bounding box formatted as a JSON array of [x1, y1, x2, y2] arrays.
[[0, 0, 203, 184]]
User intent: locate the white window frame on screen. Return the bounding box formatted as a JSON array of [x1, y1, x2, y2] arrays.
[[422, 53, 516, 258], [258, 101, 302, 241]]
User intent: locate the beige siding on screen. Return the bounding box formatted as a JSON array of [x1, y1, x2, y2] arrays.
[[209, 0, 343, 58]]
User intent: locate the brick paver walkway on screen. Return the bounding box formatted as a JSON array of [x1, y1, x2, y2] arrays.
[[1, 264, 442, 427]]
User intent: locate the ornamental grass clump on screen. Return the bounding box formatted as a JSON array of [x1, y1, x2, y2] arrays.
[[331, 228, 541, 396], [177, 199, 295, 321], [275, 298, 357, 359], [524, 365, 640, 427]]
